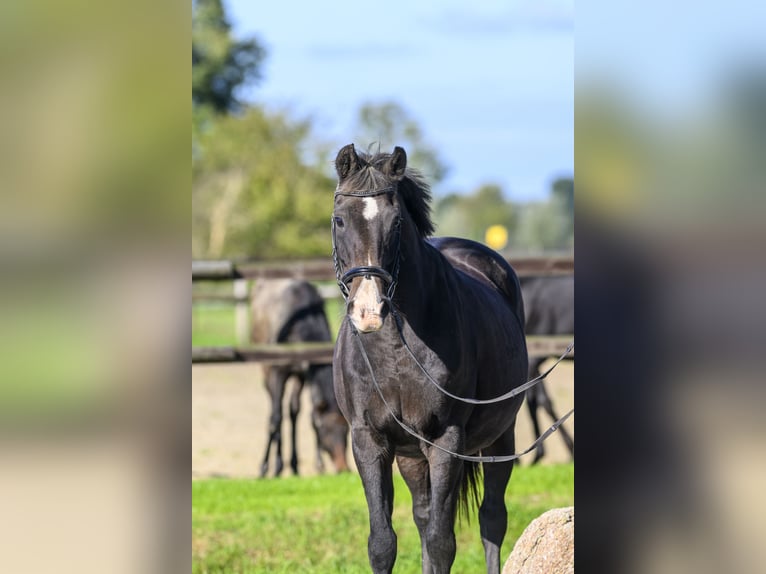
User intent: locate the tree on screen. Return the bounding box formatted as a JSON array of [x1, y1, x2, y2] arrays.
[[514, 177, 574, 252], [552, 177, 574, 214], [434, 177, 574, 253], [551, 176, 574, 241], [353, 101, 449, 184], [433, 184, 517, 244], [192, 0, 265, 113], [193, 108, 335, 259]]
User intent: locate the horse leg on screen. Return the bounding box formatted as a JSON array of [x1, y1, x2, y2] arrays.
[[313, 422, 326, 474], [260, 367, 286, 478], [538, 380, 575, 460], [396, 455, 432, 574], [526, 358, 545, 464], [288, 374, 305, 476], [424, 425, 465, 574], [479, 429, 515, 574], [352, 427, 397, 574]]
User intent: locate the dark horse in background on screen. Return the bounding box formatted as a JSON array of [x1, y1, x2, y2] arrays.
[[251, 279, 349, 477], [521, 275, 575, 463], [332, 144, 528, 574]]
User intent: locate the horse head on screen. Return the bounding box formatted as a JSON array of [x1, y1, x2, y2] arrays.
[[332, 144, 408, 333]]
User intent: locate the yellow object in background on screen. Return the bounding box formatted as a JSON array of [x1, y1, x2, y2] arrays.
[[485, 224, 508, 250]]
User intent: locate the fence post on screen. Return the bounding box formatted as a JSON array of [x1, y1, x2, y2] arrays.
[[233, 279, 249, 345]]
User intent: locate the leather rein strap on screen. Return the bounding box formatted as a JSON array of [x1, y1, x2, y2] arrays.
[[351, 325, 574, 463]]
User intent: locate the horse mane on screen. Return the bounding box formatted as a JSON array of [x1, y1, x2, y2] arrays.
[[342, 149, 435, 238]]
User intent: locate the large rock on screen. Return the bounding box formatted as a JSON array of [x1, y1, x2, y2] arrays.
[[502, 506, 574, 574]]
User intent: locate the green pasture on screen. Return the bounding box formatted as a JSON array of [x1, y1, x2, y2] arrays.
[[192, 463, 573, 573], [192, 304, 238, 346]]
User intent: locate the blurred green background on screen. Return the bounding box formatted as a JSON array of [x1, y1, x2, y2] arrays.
[[192, 0, 574, 261]]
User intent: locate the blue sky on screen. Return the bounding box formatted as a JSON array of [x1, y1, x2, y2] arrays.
[[226, 0, 573, 201]]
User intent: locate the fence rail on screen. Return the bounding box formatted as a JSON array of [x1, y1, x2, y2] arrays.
[[192, 336, 573, 365], [192, 257, 574, 367], [192, 255, 573, 283]]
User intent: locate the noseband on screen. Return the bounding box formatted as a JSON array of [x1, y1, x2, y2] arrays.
[[332, 187, 402, 302]]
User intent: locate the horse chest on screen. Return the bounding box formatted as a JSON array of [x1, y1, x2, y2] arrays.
[[336, 321, 475, 446], [357, 361, 462, 444]]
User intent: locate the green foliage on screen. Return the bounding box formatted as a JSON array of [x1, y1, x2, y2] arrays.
[[433, 178, 574, 252], [192, 464, 574, 573], [190, 0, 572, 260], [513, 176, 574, 251], [191, 0, 335, 261], [192, 108, 335, 259], [514, 201, 572, 251], [434, 184, 517, 244], [354, 101, 449, 183], [192, 0, 266, 113]]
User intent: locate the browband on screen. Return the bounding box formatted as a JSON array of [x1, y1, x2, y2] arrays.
[[334, 187, 393, 198]]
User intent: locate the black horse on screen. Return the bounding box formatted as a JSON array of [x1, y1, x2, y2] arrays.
[[520, 275, 575, 463], [332, 144, 528, 574], [251, 279, 349, 477]]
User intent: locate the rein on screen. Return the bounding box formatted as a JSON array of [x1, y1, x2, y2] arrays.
[[390, 306, 573, 405], [350, 325, 574, 463]]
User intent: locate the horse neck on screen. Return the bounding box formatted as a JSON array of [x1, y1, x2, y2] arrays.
[[391, 224, 447, 328]]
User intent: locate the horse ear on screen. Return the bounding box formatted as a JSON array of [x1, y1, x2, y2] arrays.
[[335, 144, 360, 181], [385, 146, 407, 179]]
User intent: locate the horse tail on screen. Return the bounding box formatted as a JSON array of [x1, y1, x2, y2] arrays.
[[456, 460, 482, 523]]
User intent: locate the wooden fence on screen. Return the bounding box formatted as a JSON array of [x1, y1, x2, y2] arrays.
[[192, 336, 573, 365], [192, 255, 573, 283], [192, 256, 573, 364]]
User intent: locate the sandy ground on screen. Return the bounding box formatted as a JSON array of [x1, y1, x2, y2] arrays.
[[192, 359, 574, 478]]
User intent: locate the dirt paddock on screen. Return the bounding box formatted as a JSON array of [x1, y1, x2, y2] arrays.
[[192, 360, 574, 478]]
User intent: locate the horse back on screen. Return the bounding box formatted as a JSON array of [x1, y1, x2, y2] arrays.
[[251, 278, 331, 344], [519, 275, 573, 335], [428, 236, 525, 324]]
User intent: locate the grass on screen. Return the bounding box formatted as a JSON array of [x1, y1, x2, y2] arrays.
[[192, 463, 573, 573], [193, 304, 238, 346]]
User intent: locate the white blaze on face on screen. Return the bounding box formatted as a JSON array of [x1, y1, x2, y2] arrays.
[[349, 197, 385, 332], [362, 197, 379, 221]]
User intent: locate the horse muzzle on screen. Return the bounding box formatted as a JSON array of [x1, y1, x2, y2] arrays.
[[348, 277, 387, 333]]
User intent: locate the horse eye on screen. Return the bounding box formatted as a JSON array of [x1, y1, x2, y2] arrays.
[[333, 216, 344, 228]]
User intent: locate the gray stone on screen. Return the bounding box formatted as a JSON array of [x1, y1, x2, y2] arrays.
[[502, 506, 574, 574]]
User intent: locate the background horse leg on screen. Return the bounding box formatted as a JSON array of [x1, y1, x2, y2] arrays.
[[479, 429, 515, 574], [396, 455, 432, 574], [260, 367, 287, 477], [313, 423, 326, 474], [424, 426, 464, 574], [352, 427, 397, 574], [526, 358, 546, 464], [537, 379, 575, 460], [287, 374, 305, 475]]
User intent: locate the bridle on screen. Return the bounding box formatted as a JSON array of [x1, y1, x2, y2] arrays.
[[331, 187, 402, 302]]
